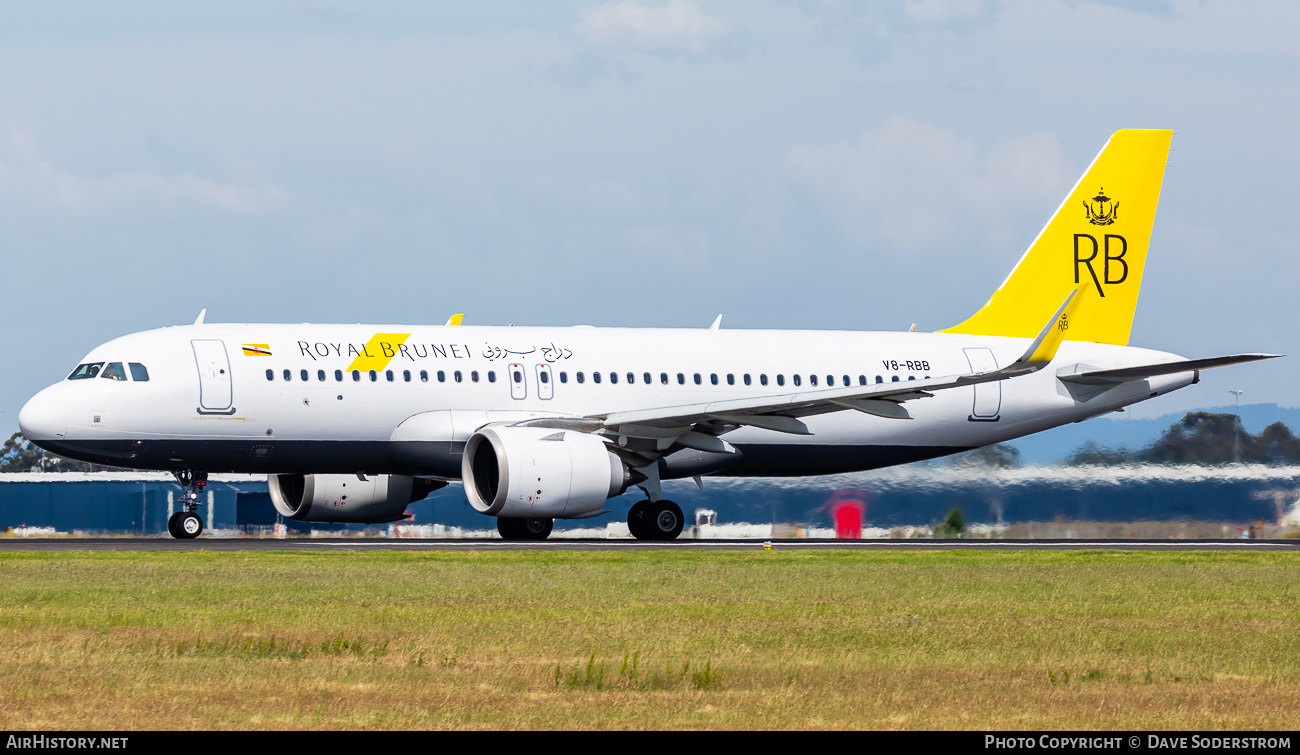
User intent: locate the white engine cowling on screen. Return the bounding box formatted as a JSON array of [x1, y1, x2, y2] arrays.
[[268, 474, 441, 523], [462, 426, 631, 518]]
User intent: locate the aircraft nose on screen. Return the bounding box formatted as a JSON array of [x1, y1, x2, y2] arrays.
[[18, 386, 67, 441]]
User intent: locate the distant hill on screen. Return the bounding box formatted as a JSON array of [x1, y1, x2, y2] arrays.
[[1007, 403, 1300, 465]]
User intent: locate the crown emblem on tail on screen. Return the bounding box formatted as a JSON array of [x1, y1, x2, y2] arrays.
[[1084, 187, 1118, 226]]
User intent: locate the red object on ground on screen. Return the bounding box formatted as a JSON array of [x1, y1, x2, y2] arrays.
[[826, 491, 866, 539]]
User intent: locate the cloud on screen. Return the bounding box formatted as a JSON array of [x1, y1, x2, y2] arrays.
[[0, 129, 284, 216], [1074, 0, 1177, 17], [790, 0, 1004, 34], [900, 0, 1003, 29], [573, 0, 727, 54], [785, 117, 1072, 254]]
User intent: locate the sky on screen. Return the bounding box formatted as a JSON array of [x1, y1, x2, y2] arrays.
[[1, 0, 1297, 429]]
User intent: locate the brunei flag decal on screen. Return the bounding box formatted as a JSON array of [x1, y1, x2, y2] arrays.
[[241, 344, 272, 357]]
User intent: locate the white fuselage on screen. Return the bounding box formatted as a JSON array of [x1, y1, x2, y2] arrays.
[[18, 323, 1194, 479]]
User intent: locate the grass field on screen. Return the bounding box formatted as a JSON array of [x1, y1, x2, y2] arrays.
[[1, 549, 1298, 730]]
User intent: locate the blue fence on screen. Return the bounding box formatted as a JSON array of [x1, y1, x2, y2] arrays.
[[2, 465, 1298, 534]]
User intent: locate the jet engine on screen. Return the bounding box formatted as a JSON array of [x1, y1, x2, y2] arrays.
[[268, 473, 443, 523], [461, 426, 633, 519]]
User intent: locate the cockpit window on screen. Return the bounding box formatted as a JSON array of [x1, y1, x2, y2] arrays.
[[68, 363, 104, 380], [100, 362, 128, 381], [129, 363, 150, 382]]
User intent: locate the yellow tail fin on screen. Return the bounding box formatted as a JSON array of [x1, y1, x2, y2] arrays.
[[940, 129, 1173, 345]]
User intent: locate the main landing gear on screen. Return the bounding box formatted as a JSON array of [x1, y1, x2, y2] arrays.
[[627, 500, 684, 541], [168, 470, 206, 539], [497, 516, 554, 541]]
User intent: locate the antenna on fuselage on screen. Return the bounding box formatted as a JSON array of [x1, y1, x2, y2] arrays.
[[194, 309, 207, 326]]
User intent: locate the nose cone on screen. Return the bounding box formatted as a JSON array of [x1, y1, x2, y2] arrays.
[[19, 385, 67, 442]]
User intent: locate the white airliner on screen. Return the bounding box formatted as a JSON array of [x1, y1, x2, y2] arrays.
[[18, 129, 1276, 540]]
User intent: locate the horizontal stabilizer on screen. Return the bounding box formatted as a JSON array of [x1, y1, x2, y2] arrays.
[[1057, 354, 1280, 385]]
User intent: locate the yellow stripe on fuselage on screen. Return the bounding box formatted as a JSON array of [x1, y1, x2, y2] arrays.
[[345, 333, 411, 373]]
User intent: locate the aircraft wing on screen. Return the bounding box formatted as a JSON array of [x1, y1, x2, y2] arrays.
[[591, 290, 1087, 443]]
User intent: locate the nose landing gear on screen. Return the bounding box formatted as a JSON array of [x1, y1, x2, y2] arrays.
[[168, 470, 207, 539]]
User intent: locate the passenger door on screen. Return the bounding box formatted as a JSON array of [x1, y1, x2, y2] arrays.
[[963, 347, 1001, 421], [192, 340, 234, 413]]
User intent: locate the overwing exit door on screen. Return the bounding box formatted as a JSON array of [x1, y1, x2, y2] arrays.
[[192, 339, 234, 414], [536, 363, 553, 400], [508, 363, 527, 400]]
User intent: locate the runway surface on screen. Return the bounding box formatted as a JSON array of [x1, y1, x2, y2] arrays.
[[2, 537, 1298, 551]]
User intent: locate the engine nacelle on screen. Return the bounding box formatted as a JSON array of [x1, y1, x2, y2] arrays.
[[268, 474, 442, 523], [462, 426, 631, 518]]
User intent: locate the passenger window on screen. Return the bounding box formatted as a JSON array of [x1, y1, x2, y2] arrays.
[[129, 363, 150, 382], [760, 374, 768, 386], [809, 375, 817, 386], [727, 374, 735, 386], [68, 363, 104, 380], [560, 372, 568, 384], [335, 369, 343, 381], [610, 372, 618, 384], [858, 375, 866, 386], [420, 370, 428, 382], [577, 372, 585, 384], [265, 369, 274, 381], [471, 370, 479, 383], [828, 375, 835, 386], [876, 375, 883, 384], [593, 372, 602, 384], [660, 373, 668, 385], [693, 373, 702, 385], [386, 370, 395, 382], [512, 369, 522, 383], [318, 370, 326, 382], [540, 371, 549, 384], [892, 375, 900, 382], [794, 375, 802, 387], [352, 370, 361, 382], [627, 372, 634, 384], [300, 369, 309, 381], [710, 374, 718, 386], [454, 371, 463, 383], [743, 374, 750, 386], [776, 374, 784, 386], [369, 370, 378, 382], [283, 369, 292, 382], [488, 371, 497, 383], [437, 370, 445, 383], [643, 372, 652, 385], [403, 370, 411, 382], [677, 373, 685, 385], [908, 375, 916, 381]]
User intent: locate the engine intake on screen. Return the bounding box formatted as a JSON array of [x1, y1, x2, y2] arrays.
[[268, 474, 443, 523], [462, 426, 631, 518]]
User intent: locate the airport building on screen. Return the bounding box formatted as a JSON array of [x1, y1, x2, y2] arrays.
[[3, 465, 1299, 535]]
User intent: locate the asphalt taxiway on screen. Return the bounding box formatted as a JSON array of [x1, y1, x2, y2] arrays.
[[1, 538, 1298, 551]]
